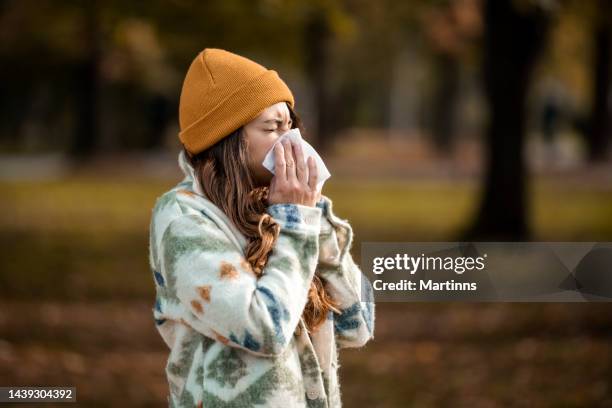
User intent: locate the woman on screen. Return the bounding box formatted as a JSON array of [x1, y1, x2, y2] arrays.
[[149, 48, 375, 407]]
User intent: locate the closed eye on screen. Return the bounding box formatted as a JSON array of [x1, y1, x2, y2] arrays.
[[275, 119, 293, 128]]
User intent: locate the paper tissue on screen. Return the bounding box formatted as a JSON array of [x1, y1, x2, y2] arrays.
[[262, 128, 331, 191]]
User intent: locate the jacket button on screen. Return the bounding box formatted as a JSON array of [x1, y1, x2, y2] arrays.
[[306, 388, 319, 400]]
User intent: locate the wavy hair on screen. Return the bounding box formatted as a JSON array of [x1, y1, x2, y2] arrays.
[[184, 103, 340, 335]]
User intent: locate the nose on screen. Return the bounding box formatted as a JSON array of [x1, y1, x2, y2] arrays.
[[278, 123, 292, 136]]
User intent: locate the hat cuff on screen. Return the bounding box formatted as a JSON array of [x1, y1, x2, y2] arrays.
[[179, 69, 295, 155]]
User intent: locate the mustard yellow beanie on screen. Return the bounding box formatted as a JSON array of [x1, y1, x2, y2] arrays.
[[178, 48, 295, 155]]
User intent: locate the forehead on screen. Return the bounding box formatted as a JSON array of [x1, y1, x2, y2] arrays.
[[255, 102, 290, 122]]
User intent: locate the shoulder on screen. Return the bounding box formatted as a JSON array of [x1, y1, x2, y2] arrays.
[[151, 187, 221, 240], [153, 183, 216, 218], [152, 185, 200, 215]]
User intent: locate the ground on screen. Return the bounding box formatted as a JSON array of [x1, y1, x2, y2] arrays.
[[1, 140, 611, 407]]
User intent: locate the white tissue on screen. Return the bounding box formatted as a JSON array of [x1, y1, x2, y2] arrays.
[[262, 128, 331, 191]]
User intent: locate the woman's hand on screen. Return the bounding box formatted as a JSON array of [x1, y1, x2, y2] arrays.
[[268, 138, 320, 207]]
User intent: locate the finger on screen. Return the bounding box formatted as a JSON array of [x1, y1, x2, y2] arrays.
[[307, 156, 319, 192], [292, 140, 308, 184], [273, 142, 287, 183], [283, 139, 297, 182], [269, 173, 277, 189]]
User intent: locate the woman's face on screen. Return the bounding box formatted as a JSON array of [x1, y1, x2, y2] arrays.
[[243, 102, 293, 186]]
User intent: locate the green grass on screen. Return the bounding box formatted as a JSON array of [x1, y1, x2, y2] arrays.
[[0, 177, 611, 301], [1, 176, 611, 406], [326, 178, 612, 241]]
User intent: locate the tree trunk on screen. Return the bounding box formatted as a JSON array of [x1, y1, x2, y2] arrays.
[[303, 9, 334, 153], [431, 53, 460, 154], [69, 0, 100, 160], [587, 0, 612, 161], [463, 0, 549, 240]]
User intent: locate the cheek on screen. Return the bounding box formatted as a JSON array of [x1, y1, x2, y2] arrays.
[[250, 139, 276, 164]]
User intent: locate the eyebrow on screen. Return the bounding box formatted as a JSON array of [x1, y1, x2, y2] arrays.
[[262, 116, 292, 124]]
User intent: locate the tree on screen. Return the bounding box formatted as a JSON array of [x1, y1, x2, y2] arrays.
[[587, 0, 612, 161], [464, 0, 551, 240], [69, 0, 101, 159], [422, 0, 482, 154]]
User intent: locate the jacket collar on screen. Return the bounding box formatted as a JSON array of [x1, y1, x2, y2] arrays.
[[178, 148, 205, 196], [176, 149, 248, 253]]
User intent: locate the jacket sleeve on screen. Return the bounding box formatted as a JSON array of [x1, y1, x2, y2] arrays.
[[159, 202, 322, 358], [316, 196, 376, 349]]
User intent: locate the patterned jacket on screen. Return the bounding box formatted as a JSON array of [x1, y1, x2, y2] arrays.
[[148, 149, 376, 407]]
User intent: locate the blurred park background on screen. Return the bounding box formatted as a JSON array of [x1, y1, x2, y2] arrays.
[[1, 0, 612, 406]]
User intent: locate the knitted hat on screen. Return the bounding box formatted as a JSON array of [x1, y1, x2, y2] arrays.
[[178, 48, 295, 155]]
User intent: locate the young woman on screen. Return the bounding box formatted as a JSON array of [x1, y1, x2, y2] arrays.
[[149, 48, 375, 407]]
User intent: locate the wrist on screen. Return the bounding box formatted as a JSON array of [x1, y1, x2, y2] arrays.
[[266, 203, 322, 234]]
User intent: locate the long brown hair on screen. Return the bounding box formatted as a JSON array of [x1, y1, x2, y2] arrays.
[[184, 103, 340, 335]]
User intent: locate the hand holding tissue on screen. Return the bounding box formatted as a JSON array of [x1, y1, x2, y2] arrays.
[[262, 128, 331, 191]]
